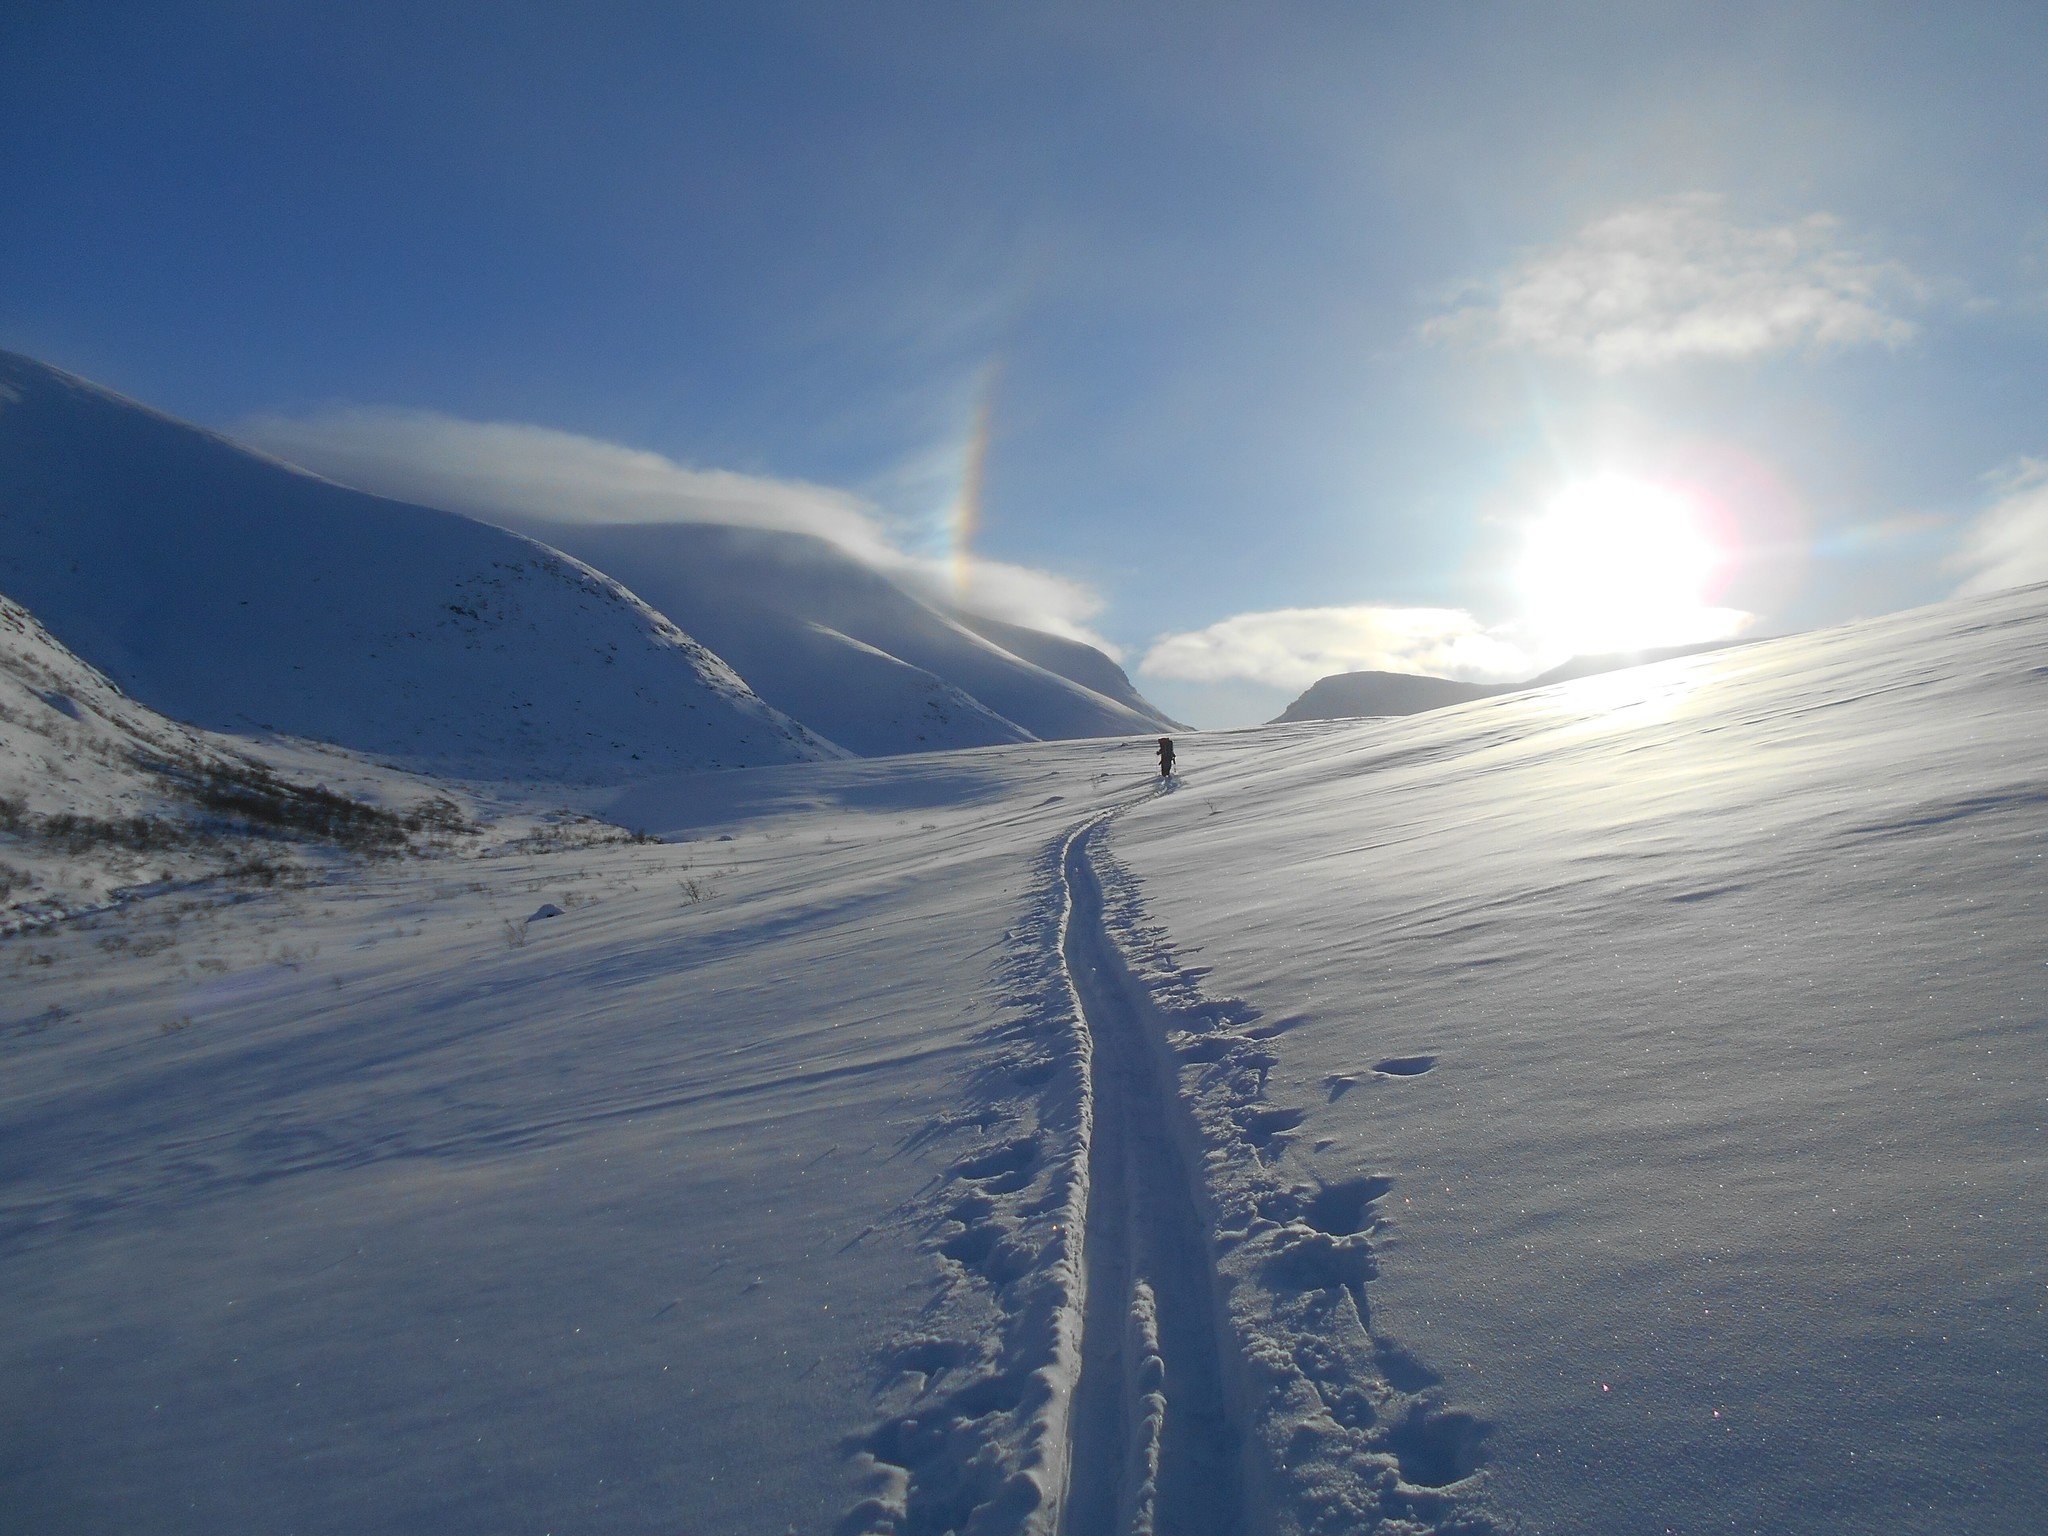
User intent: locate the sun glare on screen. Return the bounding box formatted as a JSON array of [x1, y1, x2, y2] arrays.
[[1518, 474, 1733, 654]]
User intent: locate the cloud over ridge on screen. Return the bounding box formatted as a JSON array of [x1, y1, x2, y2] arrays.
[[1140, 605, 1538, 691], [1428, 194, 1920, 370], [240, 407, 1114, 651]]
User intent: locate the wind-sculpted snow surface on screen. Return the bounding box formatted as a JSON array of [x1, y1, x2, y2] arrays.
[[1, 736, 1182, 1536], [1116, 583, 2048, 1535], [1068, 820, 1503, 1535], [835, 826, 1094, 1536], [846, 799, 1499, 1535], [7, 584, 2048, 1535]]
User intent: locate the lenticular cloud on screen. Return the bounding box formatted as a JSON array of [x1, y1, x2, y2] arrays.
[[238, 407, 1113, 648]]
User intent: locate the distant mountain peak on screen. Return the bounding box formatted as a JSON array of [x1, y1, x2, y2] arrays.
[[1271, 641, 1744, 725]]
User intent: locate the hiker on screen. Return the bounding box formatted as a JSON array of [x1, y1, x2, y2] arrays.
[[1156, 736, 1176, 779]]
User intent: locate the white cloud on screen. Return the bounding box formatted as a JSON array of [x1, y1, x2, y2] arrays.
[[1950, 458, 2048, 597], [1139, 605, 1539, 691], [895, 554, 1111, 652], [239, 407, 1113, 650], [244, 407, 899, 557], [1427, 194, 1920, 370]]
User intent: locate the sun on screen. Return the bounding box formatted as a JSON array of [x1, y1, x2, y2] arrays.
[[1517, 474, 1733, 655]]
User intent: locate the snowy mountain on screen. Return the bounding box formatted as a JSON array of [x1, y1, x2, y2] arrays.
[[1, 590, 252, 924], [1273, 639, 1734, 722], [0, 351, 834, 783], [478, 520, 1182, 755], [952, 607, 1183, 727], [0, 592, 478, 929], [9, 581, 2044, 1535], [1271, 670, 1499, 722], [1, 594, 222, 826]]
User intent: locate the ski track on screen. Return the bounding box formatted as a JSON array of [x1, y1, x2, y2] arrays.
[[843, 792, 1503, 1536], [1059, 813, 1247, 1536]]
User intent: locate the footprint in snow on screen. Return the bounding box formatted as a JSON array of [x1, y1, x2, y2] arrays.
[[1265, 1224, 1377, 1294], [1386, 1405, 1491, 1488], [1238, 1105, 1307, 1150], [1372, 1053, 1436, 1077], [953, 1136, 1038, 1193], [1300, 1175, 1395, 1237], [884, 1337, 976, 1382]]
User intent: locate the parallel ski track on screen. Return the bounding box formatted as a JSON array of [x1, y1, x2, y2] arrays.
[[1053, 808, 1247, 1536]]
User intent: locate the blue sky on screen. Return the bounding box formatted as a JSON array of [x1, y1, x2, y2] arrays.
[[5, 2, 2047, 725]]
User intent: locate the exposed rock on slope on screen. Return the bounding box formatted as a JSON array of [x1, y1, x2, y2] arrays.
[[0, 593, 464, 928]]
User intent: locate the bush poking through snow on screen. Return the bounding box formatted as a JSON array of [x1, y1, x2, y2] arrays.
[[165, 758, 477, 851], [2, 751, 475, 870]]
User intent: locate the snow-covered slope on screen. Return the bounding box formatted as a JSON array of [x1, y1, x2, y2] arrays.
[[0, 592, 480, 929], [509, 521, 1179, 753], [1274, 640, 1736, 722], [5, 582, 2044, 1536], [953, 608, 1185, 729], [1, 736, 1160, 1536], [0, 352, 834, 782], [1, 594, 218, 824], [1114, 582, 2048, 1533], [1520, 638, 1728, 687], [0, 591, 242, 924]]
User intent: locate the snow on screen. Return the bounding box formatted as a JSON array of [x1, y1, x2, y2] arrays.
[[949, 609, 1183, 730], [1, 350, 1178, 771], [0, 593, 481, 929], [1, 736, 1163, 1533], [0, 352, 833, 784], [4, 574, 2047, 1534], [1111, 584, 2048, 1532], [508, 522, 1181, 754], [1273, 641, 1736, 724]]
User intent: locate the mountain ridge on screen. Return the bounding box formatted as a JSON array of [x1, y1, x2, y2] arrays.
[[0, 350, 835, 784], [1272, 640, 1738, 723], [466, 519, 1183, 754], [0, 348, 1184, 776]]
